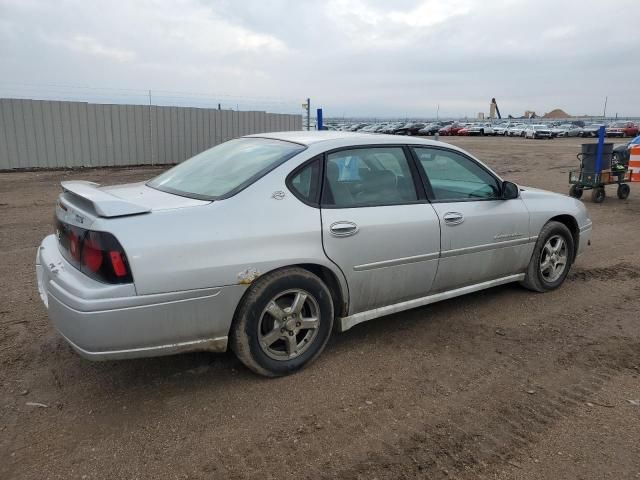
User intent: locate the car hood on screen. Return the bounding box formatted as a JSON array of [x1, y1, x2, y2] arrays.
[[519, 185, 562, 197], [101, 182, 211, 211]]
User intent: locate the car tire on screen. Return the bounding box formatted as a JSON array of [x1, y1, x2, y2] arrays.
[[617, 183, 630, 200], [569, 184, 583, 199], [591, 187, 606, 203], [230, 267, 334, 377], [521, 221, 574, 293]]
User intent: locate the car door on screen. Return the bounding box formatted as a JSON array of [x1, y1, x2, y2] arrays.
[[320, 146, 441, 315], [411, 146, 532, 293]]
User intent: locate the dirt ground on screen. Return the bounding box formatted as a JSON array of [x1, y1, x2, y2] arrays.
[[1, 136, 639, 480]]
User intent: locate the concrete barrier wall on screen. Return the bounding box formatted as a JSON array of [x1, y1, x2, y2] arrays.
[[0, 99, 303, 169]]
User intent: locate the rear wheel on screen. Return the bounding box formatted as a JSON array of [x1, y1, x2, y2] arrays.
[[521, 221, 574, 292], [617, 183, 630, 200], [569, 184, 583, 199], [591, 187, 606, 203], [231, 267, 334, 377]]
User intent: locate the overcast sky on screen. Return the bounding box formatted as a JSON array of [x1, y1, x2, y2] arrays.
[[1, 0, 638, 118]]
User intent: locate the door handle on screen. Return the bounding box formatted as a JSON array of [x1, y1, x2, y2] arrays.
[[443, 212, 464, 225], [329, 221, 359, 237]]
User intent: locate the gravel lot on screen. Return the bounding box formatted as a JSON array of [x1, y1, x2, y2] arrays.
[[1, 136, 639, 479]]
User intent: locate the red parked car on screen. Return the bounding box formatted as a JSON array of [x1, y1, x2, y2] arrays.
[[457, 126, 471, 136], [438, 123, 464, 136], [606, 121, 639, 138]]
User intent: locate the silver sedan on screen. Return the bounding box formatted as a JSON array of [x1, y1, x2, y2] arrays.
[[36, 132, 592, 376]]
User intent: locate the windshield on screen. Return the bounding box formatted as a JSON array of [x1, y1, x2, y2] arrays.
[[147, 137, 305, 200]]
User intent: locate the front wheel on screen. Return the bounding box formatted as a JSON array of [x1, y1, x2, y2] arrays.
[[617, 183, 630, 200], [231, 267, 334, 377], [521, 221, 574, 292]]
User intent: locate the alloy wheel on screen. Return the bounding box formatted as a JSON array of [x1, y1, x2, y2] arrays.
[[258, 289, 320, 360], [539, 235, 568, 283]]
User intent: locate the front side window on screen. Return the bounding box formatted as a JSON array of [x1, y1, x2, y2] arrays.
[[148, 138, 305, 199], [322, 147, 418, 207], [413, 147, 500, 202]]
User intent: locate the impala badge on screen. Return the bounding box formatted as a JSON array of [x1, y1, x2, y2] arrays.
[[271, 191, 285, 200]]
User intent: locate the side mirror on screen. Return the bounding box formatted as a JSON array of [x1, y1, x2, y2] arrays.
[[502, 181, 519, 200]]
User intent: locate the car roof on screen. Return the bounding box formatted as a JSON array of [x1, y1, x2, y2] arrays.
[[244, 130, 447, 148]]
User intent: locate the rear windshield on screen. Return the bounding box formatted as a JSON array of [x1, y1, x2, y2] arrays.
[[147, 138, 305, 200]]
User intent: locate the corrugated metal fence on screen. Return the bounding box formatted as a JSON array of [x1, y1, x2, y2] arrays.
[[0, 98, 302, 169]]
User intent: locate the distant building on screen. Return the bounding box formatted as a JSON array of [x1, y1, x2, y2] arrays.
[[477, 112, 485, 119], [524, 110, 536, 119]]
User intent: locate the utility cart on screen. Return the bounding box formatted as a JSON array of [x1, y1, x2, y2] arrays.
[[568, 128, 631, 203]]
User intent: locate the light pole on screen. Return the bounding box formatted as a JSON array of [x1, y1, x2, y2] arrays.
[[302, 99, 311, 130]]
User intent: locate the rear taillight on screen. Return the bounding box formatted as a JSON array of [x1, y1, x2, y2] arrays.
[[56, 220, 133, 284]]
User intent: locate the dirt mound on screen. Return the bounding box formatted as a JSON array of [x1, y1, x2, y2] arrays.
[[544, 108, 571, 119]]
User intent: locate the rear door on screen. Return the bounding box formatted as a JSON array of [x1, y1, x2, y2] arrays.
[[411, 146, 532, 292], [320, 146, 441, 315]]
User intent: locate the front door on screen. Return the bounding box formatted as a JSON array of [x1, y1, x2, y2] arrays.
[[320, 146, 441, 314], [411, 146, 532, 292]]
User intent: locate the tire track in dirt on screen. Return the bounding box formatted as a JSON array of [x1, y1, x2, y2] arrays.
[[323, 338, 639, 480], [189, 292, 639, 480], [568, 262, 640, 282]]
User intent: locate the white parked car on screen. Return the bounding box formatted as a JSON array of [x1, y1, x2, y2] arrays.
[[468, 123, 495, 136], [36, 132, 592, 376], [507, 124, 528, 137], [493, 124, 511, 135], [525, 125, 553, 139]]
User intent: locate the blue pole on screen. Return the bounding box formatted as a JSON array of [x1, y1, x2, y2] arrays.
[[595, 125, 605, 174], [316, 108, 323, 131]]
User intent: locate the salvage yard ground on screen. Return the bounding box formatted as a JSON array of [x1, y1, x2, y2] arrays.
[[1, 136, 639, 479]]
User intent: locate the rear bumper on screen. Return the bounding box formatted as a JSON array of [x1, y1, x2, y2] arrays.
[[36, 235, 246, 360]]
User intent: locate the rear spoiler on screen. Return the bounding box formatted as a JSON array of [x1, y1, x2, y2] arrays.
[[61, 181, 151, 218]]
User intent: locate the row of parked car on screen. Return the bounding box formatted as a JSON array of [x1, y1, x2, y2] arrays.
[[328, 120, 640, 139]]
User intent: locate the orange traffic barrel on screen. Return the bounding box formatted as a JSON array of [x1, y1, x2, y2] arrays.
[[630, 144, 640, 182]]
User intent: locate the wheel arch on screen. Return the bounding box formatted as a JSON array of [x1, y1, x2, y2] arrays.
[[548, 214, 579, 258], [296, 263, 348, 317], [232, 262, 349, 323]]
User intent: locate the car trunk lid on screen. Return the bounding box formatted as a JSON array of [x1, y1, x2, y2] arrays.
[[58, 181, 210, 226]]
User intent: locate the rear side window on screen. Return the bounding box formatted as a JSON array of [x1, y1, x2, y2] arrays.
[[147, 138, 306, 200], [413, 147, 500, 202], [322, 147, 418, 207], [288, 157, 321, 205]]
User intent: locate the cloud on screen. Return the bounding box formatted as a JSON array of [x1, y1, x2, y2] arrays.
[[45, 34, 136, 62], [0, 0, 638, 117]]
